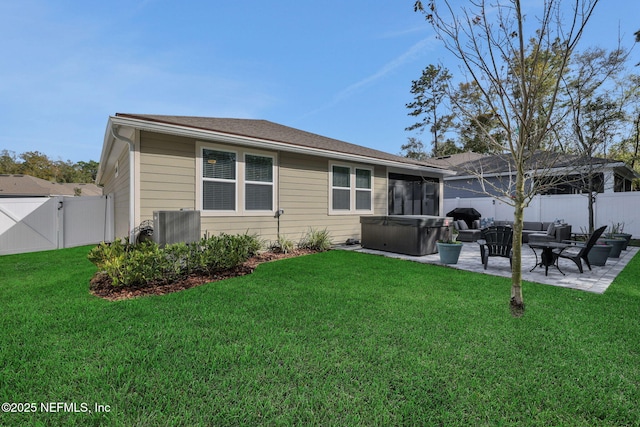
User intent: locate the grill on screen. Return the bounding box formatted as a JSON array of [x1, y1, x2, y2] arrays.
[[446, 208, 482, 228]]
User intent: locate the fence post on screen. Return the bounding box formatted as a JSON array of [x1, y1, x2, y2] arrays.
[[56, 196, 64, 250]]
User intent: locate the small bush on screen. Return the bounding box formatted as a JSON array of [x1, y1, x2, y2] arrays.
[[271, 235, 295, 254], [299, 228, 332, 252], [88, 233, 263, 287]]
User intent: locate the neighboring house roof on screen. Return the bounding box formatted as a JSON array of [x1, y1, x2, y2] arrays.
[[0, 174, 103, 197], [99, 114, 452, 182], [446, 151, 639, 180], [429, 152, 487, 168]]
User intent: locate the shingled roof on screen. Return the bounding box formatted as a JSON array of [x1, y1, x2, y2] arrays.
[[115, 113, 447, 170], [0, 174, 102, 197], [447, 151, 625, 176]]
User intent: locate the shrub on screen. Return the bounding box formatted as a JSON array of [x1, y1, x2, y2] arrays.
[[298, 228, 332, 252], [87, 240, 130, 286], [88, 233, 263, 287], [271, 235, 295, 254]]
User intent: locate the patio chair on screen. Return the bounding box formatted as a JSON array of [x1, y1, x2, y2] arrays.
[[554, 225, 607, 273], [478, 225, 513, 270]]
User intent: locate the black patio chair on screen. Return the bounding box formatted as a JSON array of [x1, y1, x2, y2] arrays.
[[478, 225, 513, 270], [554, 225, 607, 273]]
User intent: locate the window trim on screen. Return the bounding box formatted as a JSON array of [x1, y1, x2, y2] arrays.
[[331, 164, 352, 212], [201, 147, 239, 213], [355, 167, 373, 211], [196, 142, 277, 216], [244, 152, 275, 213], [328, 162, 374, 215]]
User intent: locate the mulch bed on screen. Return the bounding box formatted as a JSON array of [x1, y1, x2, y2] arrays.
[[89, 249, 317, 301]]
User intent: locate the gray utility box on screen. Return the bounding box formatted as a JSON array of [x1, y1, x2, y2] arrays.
[[153, 210, 201, 246], [360, 215, 453, 256]]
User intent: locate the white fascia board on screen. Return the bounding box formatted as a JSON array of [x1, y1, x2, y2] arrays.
[[96, 118, 117, 184], [96, 117, 133, 184], [109, 115, 455, 176]]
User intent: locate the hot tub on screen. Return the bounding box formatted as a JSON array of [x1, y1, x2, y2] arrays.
[[360, 215, 453, 256]]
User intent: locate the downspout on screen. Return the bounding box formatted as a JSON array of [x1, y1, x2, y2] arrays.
[[275, 151, 283, 239], [110, 124, 136, 242]]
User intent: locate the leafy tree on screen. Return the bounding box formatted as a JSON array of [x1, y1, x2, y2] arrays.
[[436, 138, 463, 156], [0, 150, 20, 174], [399, 137, 429, 160], [608, 74, 640, 187], [0, 150, 98, 183], [416, 0, 599, 316], [406, 64, 456, 156], [76, 160, 100, 182], [451, 81, 503, 153], [561, 47, 629, 232], [19, 151, 58, 181]]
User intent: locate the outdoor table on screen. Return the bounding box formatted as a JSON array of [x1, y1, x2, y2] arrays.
[[528, 241, 570, 276]]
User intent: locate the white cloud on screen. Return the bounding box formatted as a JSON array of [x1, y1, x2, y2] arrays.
[[336, 36, 438, 101], [302, 35, 438, 119]]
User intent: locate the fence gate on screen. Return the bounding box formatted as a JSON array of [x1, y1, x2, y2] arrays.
[[0, 195, 113, 256]]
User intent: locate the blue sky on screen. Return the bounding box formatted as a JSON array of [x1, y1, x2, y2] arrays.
[[0, 0, 638, 164]]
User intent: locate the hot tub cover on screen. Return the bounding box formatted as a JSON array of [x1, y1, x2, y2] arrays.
[[360, 215, 452, 227]]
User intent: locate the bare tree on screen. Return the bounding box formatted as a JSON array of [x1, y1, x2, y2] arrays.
[[415, 0, 599, 316]]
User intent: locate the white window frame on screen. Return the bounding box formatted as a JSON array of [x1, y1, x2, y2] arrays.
[[244, 152, 275, 213], [355, 167, 373, 211], [201, 146, 238, 213], [329, 162, 374, 215], [196, 142, 277, 216], [330, 164, 352, 212]]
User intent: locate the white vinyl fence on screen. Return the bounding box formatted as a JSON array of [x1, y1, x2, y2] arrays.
[[445, 192, 640, 237], [0, 195, 114, 256]]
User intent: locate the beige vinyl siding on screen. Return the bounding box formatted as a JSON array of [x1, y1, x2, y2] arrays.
[[102, 147, 131, 239], [277, 153, 386, 243], [200, 217, 278, 240], [201, 152, 382, 244], [372, 165, 388, 213], [138, 131, 196, 219], [135, 131, 390, 244]]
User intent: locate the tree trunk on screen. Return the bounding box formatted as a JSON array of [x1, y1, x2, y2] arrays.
[[510, 172, 525, 317], [587, 170, 595, 234], [588, 192, 595, 234], [632, 114, 639, 169], [586, 154, 596, 234], [432, 108, 439, 155]]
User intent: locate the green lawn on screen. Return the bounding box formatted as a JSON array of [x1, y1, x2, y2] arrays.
[[1, 246, 639, 426]]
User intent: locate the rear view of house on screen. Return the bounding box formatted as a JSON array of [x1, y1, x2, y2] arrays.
[[96, 114, 453, 244]]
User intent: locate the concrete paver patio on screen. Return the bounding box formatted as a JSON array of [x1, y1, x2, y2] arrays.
[[342, 242, 638, 294]]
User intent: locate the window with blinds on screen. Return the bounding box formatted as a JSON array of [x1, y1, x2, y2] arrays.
[[355, 168, 372, 210], [203, 149, 236, 211], [199, 146, 276, 214], [332, 165, 351, 210], [245, 154, 273, 211]]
